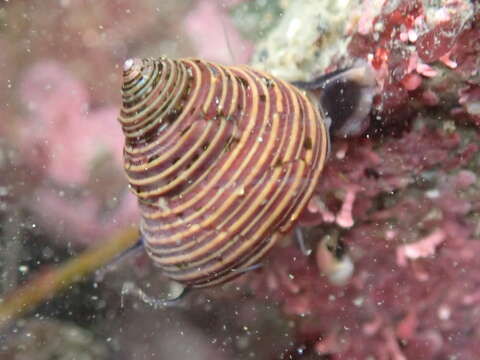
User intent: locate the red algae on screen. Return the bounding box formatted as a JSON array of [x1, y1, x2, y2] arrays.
[[346, 0, 479, 125], [247, 2, 480, 356]]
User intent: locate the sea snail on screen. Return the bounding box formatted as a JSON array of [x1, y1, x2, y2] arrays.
[[118, 56, 374, 289]]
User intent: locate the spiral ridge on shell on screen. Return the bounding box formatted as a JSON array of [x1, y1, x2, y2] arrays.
[[118, 57, 328, 287]]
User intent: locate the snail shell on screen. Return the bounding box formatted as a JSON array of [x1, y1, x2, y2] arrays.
[[118, 57, 329, 288]]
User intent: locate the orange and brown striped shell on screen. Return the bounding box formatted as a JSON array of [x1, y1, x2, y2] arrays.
[[118, 57, 329, 288]]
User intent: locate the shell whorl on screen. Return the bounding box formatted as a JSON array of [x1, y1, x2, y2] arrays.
[[119, 57, 328, 288]]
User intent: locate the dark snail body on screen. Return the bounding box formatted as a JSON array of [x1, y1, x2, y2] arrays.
[[118, 57, 329, 288]]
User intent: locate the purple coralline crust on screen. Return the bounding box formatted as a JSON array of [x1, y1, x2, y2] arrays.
[[245, 0, 480, 358], [249, 129, 480, 359]]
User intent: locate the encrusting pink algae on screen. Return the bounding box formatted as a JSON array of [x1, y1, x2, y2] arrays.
[[246, 0, 480, 358]]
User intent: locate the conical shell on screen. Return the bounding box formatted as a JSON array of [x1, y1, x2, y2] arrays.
[[118, 57, 328, 288]]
